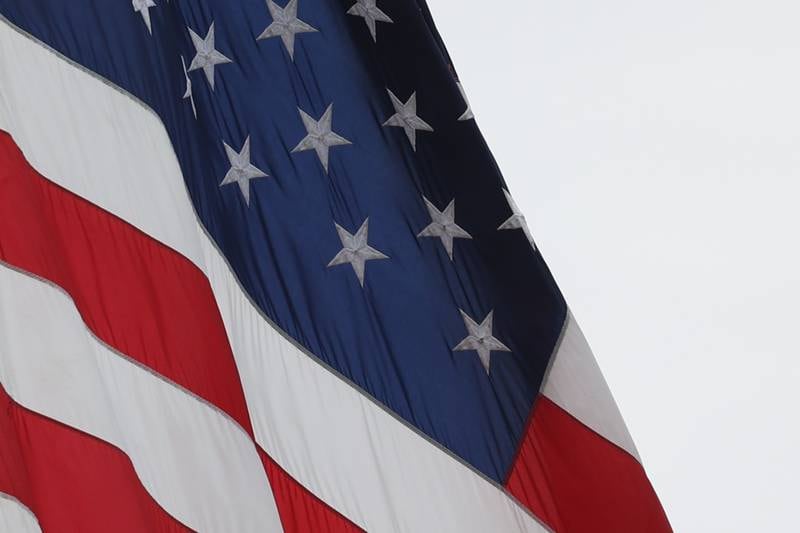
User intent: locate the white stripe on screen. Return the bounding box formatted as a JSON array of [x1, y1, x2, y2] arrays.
[[0, 22, 204, 271], [0, 19, 548, 532], [542, 312, 639, 458], [0, 494, 41, 533], [0, 266, 283, 533]]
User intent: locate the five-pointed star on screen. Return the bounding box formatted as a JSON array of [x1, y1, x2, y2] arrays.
[[291, 104, 351, 173], [417, 197, 472, 261], [133, 0, 156, 34], [328, 218, 389, 287], [181, 56, 197, 118], [188, 22, 232, 90], [257, 0, 318, 60], [219, 136, 269, 206], [347, 0, 393, 41], [453, 310, 511, 375], [456, 82, 474, 121], [498, 189, 536, 249], [383, 90, 433, 151]]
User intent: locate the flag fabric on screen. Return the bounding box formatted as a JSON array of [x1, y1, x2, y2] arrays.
[[0, 1, 670, 532]]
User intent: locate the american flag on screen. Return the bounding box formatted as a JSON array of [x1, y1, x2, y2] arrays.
[[0, 1, 670, 532]]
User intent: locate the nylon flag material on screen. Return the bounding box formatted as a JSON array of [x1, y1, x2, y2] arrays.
[[0, 1, 671, 532]]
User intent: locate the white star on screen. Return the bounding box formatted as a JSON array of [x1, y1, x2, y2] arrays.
[[133, 0, 156, 34], [257, 0, 318, 60], [498, 189, 536, 249], [328, 218, 389, 287], [456, 82, 474, 121], [220, 136, 269, 206], [383, 90, 433, 151], [417, 197, 472, 261], [181, 56, 197, 118], [291, 104, 351, 173], [188, 22, 232, 90], [453, 310, 511, 375], [347, 0, 393, 41]]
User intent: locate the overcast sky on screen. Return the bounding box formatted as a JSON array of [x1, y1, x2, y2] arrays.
[[429, 1, 800, 530]]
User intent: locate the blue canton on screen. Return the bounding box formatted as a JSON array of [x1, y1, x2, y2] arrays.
[[0, 0, 567, 482]]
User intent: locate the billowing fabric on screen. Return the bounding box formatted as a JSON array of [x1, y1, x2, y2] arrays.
[[0, 0, 565, 481], [0, 2, 671, 532]]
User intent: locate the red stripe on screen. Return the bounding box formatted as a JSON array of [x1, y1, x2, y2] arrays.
[[0, 132, 253, 435], [0, 384, 190, 533], [506, 395, 672, 532], [0, 131, 361, 532]]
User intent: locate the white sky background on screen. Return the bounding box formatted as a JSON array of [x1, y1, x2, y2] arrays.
[[428, 1, 800, 531]]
